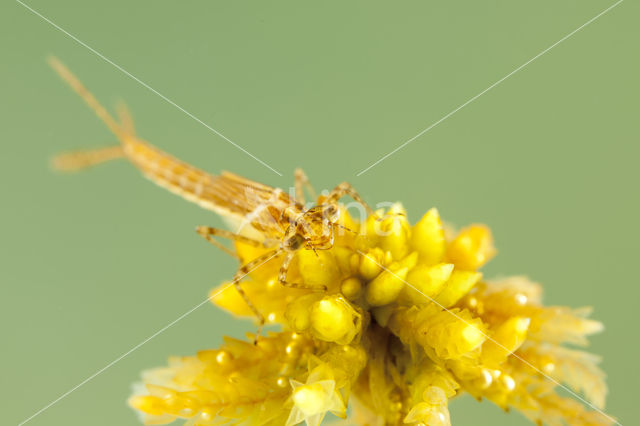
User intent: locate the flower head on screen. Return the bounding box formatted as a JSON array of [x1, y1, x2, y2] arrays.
[[130, 205, 612, 425]]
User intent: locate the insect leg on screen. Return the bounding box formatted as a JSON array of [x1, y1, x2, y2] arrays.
[[294, 168, 317, 205], [52, 145, 125, 172], [196, 226, 262, 258], [48, 58, 132, 172], [279, 251, 328, 292], [116, 102, 136, 135], [231, 248, 282, 342], [326, 182, 378, 218], [48, 56, 123, 137]]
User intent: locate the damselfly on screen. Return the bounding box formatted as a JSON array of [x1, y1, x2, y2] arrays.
[[49, 58, 375, 331]]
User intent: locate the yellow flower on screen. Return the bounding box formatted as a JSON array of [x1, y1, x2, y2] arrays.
[[308, 295, 362, 344], [130, 205, 613, 426], [287, 363, 347, 426]]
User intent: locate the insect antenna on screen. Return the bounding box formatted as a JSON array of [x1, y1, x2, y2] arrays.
[[116, 101, 136, 135]]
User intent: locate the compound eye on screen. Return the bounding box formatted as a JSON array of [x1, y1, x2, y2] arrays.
[[324, 204, 339, 221]]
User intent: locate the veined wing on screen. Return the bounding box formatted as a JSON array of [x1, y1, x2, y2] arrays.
[[124, 137, 295, 241], [49, 56, 295, 241]]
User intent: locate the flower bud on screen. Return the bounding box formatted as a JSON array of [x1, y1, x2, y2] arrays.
[[365, 264, 408, 307], [416, 309, 486, 359], [404, 399, 450, 426], [402, 263, 454, 305], [310, 295, 361, 344], [377, 204, 411, 260], [358, 248, 386, 280], [481, 316, 530, 366], [340, 277, 363, 300], [285, 294, 323, 333], [434, 270, 482, 308], [411, 208, 446, 264], [446, 224, 496, 270]]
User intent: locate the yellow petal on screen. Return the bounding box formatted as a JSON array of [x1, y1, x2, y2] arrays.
[[402, 263, 455, 305], [411, 208, 446, 264], [434, 270, 482, 308], [481, 316, 530, 366], [446, 224, 496, 270], [365, 265, 408, 307]]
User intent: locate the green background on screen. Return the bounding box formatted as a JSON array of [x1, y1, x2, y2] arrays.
[[2, 1, 637, 425]]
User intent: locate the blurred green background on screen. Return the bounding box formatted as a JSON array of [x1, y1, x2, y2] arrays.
[[2, 0, 637, 425]]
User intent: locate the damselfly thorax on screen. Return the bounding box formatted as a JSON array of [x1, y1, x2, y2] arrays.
[[49, 57, 374, 336]]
